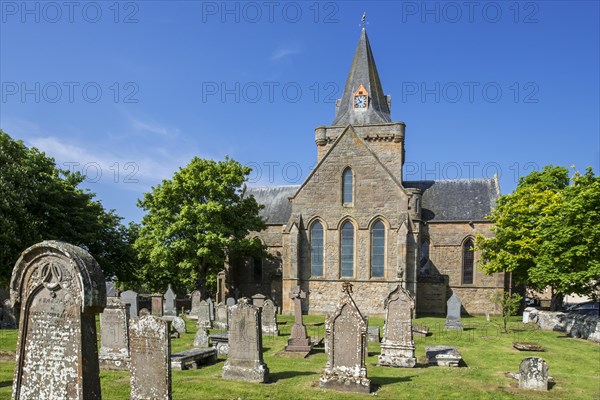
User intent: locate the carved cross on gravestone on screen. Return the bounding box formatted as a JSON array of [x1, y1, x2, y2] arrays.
[[285, 285, 312, 352]]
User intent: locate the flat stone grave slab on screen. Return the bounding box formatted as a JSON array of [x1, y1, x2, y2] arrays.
[[413, 325, 430, 337], [513, 342, 546, 352], [425, 346, 462, 367], [171, 348, 217, 370], [209, 333, 229, 356]]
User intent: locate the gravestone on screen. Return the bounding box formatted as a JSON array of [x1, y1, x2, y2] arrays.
[[164, 284, 177, 316], [285, 285, 312, 352], [207, 297, 215, 320], [519, 357, 549, 391], [1, 299, 17, 329], [214, 302, 228, 330], [226, 297, 236, 306], [320, 282, 370, 393], [171, 316, 187, 334], [139, 308, 150, 316], [252, 293, 267, 308], [129, 315, 171, 400], [426, 346, 462, 367], [196, 300, 211, 328], [222, 298, 269, 383], [261, 299, 279, 336], [194, 328, 209, 347], [106, 281, 117, 297], [189, 290, 201, 320], [378, 285, 416, 367], [10, 241, 106, 399], [444, 292, 463, 330], [99, 297, 131, 370], [368, 326, 380, 343], [121, 290, 139, 317], [152, 293, 164, 317]]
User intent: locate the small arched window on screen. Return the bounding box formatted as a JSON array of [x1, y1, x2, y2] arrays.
[[462, 238, 474, 284], [340, 221, 354, 277], [342, 168, 353, 205], [371, 220, 385, 278], [310, 221, 324, 277]]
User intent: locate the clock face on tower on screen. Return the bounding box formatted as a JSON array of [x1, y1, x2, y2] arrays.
[[354, 95, 367, 108]]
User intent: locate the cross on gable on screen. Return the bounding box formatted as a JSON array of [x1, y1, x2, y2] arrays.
[[290, 285, 306, 300], [342, 281, 353, 294]]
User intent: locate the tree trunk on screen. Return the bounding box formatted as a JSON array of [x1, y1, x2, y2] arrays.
[[196, 263, 208, 300], [550, 291, 564, 311]]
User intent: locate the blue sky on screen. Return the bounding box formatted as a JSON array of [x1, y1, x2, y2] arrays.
[[1, 1, 598, 223]]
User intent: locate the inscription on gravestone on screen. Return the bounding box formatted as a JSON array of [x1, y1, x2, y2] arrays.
[[152, 293, 164, 317], [519, 357, 549, 391], [320, 283, 370, 394], [222, 298, 269, 383], [196, 300, 211, 328], [99, 297, 130, 370], [129, 315, 172, 400], [10, 241, 106, 400], [378, 285, 416, 368], [214, 303, 228, 330]]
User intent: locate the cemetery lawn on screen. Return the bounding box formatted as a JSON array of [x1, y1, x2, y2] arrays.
[[0, 315, 598, 399]]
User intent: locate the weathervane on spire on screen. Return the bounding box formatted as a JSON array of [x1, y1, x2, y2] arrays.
[[361, 12, 367, 29]]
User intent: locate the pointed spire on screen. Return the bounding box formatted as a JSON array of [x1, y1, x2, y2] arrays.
[[332, 25, 391, 126]]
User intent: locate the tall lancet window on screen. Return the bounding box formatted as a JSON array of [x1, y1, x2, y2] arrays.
[[462, 238, 475, 284], [370, 220, 385, 278], [341, 221, 355, 277], [342, 167, 353, 205], [310, 221, 324, 277]]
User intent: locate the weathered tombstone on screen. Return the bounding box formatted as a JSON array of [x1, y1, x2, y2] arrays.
[[10, 241, 106, 399], [368, 326, 380, 343], [129, 315, 171, 400], [222, 298, 269, 383], [444, 292, 463, 330], [226, 297, 236, 306], [261, 299, 279, 336], [189, 290, 202, 320], [285, 285, 312, 352], [214, 302, 228, 330], [171, 316, 187, 334], [252, 293, 267, 308], [519, 357, 549, 391], [207, 297, 215, 321], [139, 308, 150, 316], [320, 282, 370, 393], [425, 345, 462, 367], [196, 300, 211, 328], [378, 285, 416, 367], [1, 299, 17, 329], [99, 297, 131, 370], [121, 289, 139, 317], [194, 328, 209, 347], [152, 293, 164, 317], [164, 284, 177, 316], [106, 281, 117, 297]]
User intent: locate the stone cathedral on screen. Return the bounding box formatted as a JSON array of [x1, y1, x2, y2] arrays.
[[222, 28, 506, 317]]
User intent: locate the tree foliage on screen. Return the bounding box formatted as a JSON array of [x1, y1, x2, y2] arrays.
[[0, 129, 137, 284], [490, 291, 522, 334], [134, 156, 266, 295], [477, 165, 600, 307]]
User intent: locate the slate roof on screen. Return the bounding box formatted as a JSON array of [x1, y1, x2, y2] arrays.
[[244, 186, 299, 224], [332, 28, 391, 126], [404, 178, 500, 222], [245, 179, 499, 225]]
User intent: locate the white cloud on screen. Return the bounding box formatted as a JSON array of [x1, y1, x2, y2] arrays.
[[270, 48, 301, 61], [130, 118, 179, 137]]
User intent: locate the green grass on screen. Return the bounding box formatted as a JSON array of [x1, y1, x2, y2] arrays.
[[0, 315, 598, 399]]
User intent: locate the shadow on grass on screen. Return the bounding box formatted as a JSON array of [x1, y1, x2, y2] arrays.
[[371, 375, 414, 391], [0, 381, 12, 388], [270, 370, 318, 382]]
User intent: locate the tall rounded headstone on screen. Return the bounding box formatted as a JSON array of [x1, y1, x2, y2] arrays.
[[10, 241, 106, 400]]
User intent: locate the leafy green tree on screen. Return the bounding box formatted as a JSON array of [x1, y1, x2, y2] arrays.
[[0, 129, 137, 284], [134, 156, 266, 296], [477, 165, 600, 310]]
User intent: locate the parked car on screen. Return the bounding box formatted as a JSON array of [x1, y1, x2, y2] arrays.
[[567, 301, 600, 316]]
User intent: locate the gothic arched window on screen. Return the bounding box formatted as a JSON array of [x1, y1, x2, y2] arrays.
[[462, 238, 474, 284], [371, 220, 385, 278], [420, 238, 430, 268], [342, 167, 353, 205], [310, 221, 324, 277], [341, 221, 354, 277]]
